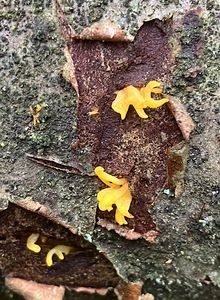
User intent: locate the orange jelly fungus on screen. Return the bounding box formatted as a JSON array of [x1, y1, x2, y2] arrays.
[[95, 166, 133, 225], [26, 233, 41, 253], [111, 81, 169, 120], [46, 245, 72, 267], [29, 104, 42, 127]]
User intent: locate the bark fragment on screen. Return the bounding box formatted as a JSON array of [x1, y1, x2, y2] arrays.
[[60, 14, 194, 239], [5, 278, 65, 300]]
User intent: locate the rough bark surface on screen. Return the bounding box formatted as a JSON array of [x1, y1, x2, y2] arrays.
[[0, 0, 219, 299], [68, 19, 185, 237]]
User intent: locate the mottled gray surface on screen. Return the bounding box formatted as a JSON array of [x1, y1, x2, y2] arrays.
[[60, 0, 192, 39], [0, 0, 97, 234], [0, 0, 220, 299]]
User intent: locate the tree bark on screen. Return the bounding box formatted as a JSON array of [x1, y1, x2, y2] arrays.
[[0, 0, 219, 299]]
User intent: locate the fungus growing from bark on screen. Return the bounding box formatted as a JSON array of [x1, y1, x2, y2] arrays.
[[29, 104, 42, 127], [0, 203, 120, 288], [61, 16, 195, 240], [27, 233, 71, 267], [46, 245, 72, 267], [111, 81, 169, 120], [26, 233, 41, 253], [95, 167, 133, 225]]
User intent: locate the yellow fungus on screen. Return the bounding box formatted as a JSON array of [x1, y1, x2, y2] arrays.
[[46, 245, 72, 267], [95, 166, 126, 187], [151, 87, 162, 94], [95, 167, 133, 225], [115, 208, 128, 226], [88, 109, 99, 116], [112, 85, 147, 120], [30, 104, 42, 127], [140, 81, 169, 109], [111, 81, 169, 120], [26, 233, 41, 253]]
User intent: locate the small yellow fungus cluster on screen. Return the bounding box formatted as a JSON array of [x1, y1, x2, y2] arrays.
[[111, 81, 169, 120], [95, 166, 133, 225], [29, 104, 42, 127], [26, 233, 71, 267]]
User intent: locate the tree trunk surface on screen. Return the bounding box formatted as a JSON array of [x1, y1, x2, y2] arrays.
[[0, 0, 219, 299]]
